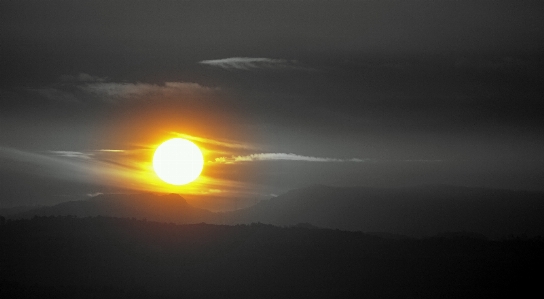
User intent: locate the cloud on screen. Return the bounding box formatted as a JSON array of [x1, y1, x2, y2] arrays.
[[32, 76, 216, 104], [171, 132, 257, 150], [79, 81, 215, 103], [87, 192, 103, 197], [199, 57, 313, 71], [48, 151, 93, 160], [59, 73, 107, 83], [0, 146, 93, 182], [96, 149, 125, 153], [1, 146, 146, 181], [215, 153, 371, 163]]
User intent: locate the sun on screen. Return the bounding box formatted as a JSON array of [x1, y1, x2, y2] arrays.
[[153, 138, 204, 185]]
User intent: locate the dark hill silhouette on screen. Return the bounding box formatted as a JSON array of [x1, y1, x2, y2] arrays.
[[1, 216, 542, 298], [226, 184, 544, 238], [6, 185, 544, 239], [12, 193, 214, 224]]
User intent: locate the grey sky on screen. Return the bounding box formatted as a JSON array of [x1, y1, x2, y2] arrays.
[[1, 1, 544, 206]]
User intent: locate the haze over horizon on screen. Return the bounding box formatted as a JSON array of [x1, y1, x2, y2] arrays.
[[2, 1, 544, 209]]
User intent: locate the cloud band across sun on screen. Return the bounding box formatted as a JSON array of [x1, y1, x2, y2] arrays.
[[214, 153, 371, 164]]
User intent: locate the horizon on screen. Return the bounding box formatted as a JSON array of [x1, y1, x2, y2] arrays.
[[3, 182, 543, 212], [3, 183, 544, 240]]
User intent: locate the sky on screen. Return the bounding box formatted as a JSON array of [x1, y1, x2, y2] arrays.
[[1, 0, 544, 209]]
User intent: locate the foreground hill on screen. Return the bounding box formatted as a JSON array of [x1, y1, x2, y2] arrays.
[[1, 216, 542, 298], [5, 185, 544, 239]]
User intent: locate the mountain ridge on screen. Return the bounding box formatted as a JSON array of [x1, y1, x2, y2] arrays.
[[233, 184, 544, 238], [4, 184, 544, 239], [10, 193, 214, 224]]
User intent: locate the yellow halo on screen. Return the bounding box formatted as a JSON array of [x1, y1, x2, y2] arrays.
[[152, 138, 204, 185]]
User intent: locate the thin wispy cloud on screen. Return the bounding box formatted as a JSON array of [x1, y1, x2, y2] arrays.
[[79, 82, 215, 103], [171, 132, 258, 150], [59, 73, 107, 83], [199, 57, 314, 71], [0, 146, 92, 182], [0, 146, 155, 189], [215, 153, 371, 164], [86, 192, 103, 197], [32, 75, 216, 104], [48, 151, 93, 160], [96, 149, 125, 153]]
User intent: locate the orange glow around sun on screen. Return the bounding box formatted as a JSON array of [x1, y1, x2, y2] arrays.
[[88, 105, 261, 198]]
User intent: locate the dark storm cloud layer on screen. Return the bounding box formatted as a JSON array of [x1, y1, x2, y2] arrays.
[[1, 0, 544, 200]]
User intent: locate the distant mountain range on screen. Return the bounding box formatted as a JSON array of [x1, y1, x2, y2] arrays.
[[7, 193, 214, 224], [4, 185, 544, 239]]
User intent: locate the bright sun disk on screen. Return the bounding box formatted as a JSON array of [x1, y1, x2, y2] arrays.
[[153, 138, 204, 185]]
